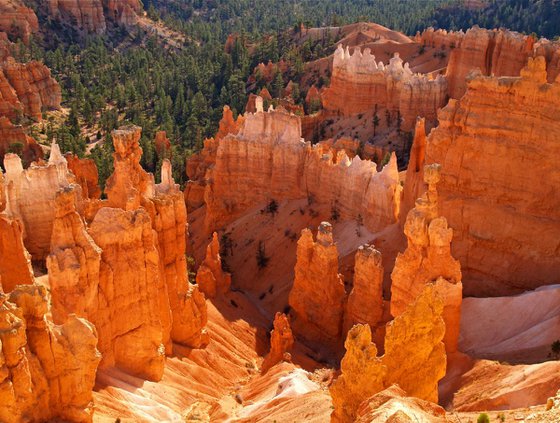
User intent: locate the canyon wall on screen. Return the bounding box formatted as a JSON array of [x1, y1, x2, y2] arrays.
[[45, 0, 142, 34], [198, 103, 401, 233], [321, 45, 448, 130], [0, 1, 39, 43], [0, 117, 43, 166], [425, 56, 560, 296], [0, 59, 62, 122]]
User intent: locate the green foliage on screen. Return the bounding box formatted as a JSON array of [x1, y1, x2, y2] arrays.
[[256, 241, 270, 269], [477, 413, 490, 423], [551, 339, 560, 358]]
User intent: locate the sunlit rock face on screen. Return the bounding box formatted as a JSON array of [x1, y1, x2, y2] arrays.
[[195, 103, 401, 233], [391, 164, 462, 353], [330, 283, 446, 422], [0, 284, 100, 423], [288, 222, 346, 348], [426, 56, 560, 296], [1, 58, 62, 121], [322, 45, 448, 130]]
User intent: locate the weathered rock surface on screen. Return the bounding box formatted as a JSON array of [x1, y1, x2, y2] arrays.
[[355, 385, 448, 423], [330, 283, 446, 422], [65, 153, 101, 199], [459, 285, 560, 362], [288, 222, 346, 347], [195, 103, 401, 233], [261, 312, 294, 373], [1, 58, 62, 121], [0, 1, 39, 43], [47, 140, 208, 379], [344, 244, 383, 333], [105, 125, 154, 209], [322, 45, 448, 130], [330, 324, 386, 423], [391, 164, 462, 352], [0, 212, 34, 292], [47, 0, 107, 34], [88, 206, 165, 380], [0, 284, 100, 423], [196, 232, 231, 298], [0, 116, 43, 165], [426, 56, 560, 296], [47, 185, 100, 324], [401, 117, 427, 222], [3, 143, 77, 260]]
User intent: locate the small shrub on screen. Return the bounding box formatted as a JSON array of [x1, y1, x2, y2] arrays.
[[265, 198, 279, 215], [331, 200, 340, 222], [477, 413, 490, 423], [256, 241, 270, 269], [551, 339, 560, 358], [497, 413, 505, 422]]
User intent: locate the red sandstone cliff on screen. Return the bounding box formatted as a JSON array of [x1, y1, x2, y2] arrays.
[[0, 58, 62, 121], [321, 45, 448, 130], [425, 56, 560, 296], [193, 102, 401, 234], [0, 1, 39, 43]]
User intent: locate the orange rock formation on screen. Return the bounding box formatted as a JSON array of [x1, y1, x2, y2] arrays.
[[3, 143, 77, 260], [1, 58, 62, 121], [47, 129, 209, 381], [196, 232, 231, 298], [330, 283, 446, 422], [192, 103, 401, 233], [391, 163, 462, 352], [288, 222, 346, 348], [0, 284, 100, 422], [261, 312, 294, 373], [0, 117, 43, 165], [0, 213, 34, 292], [0, 1, 38, 43], [64, 153, 101, 199], [322, 45, 448, 130], [344, 244, 383, 333], [426, 56, 560, 296]]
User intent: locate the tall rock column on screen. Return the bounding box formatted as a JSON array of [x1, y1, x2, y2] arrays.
[[196, 232, 232, 298], [391, 164, 462, 352], [261, 312, 294, 373], [331, 283, 446, 422], [47, 185, 100, 324], [88, 207, 165, 380], [343, 244, 384, 334], [288, 222, 346, 348]]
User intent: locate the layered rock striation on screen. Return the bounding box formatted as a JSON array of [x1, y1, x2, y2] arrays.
[[343, 244, 384, 333], [0, 116, 43, 165], [192, 103, 401, 233], [3, 143, 77, 260], [321, 45, 448, 130], [1, 58, 62, 121], [0, 1, 39, 43], [426, 56, 560, 296], [46, 128, 209, 380]]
